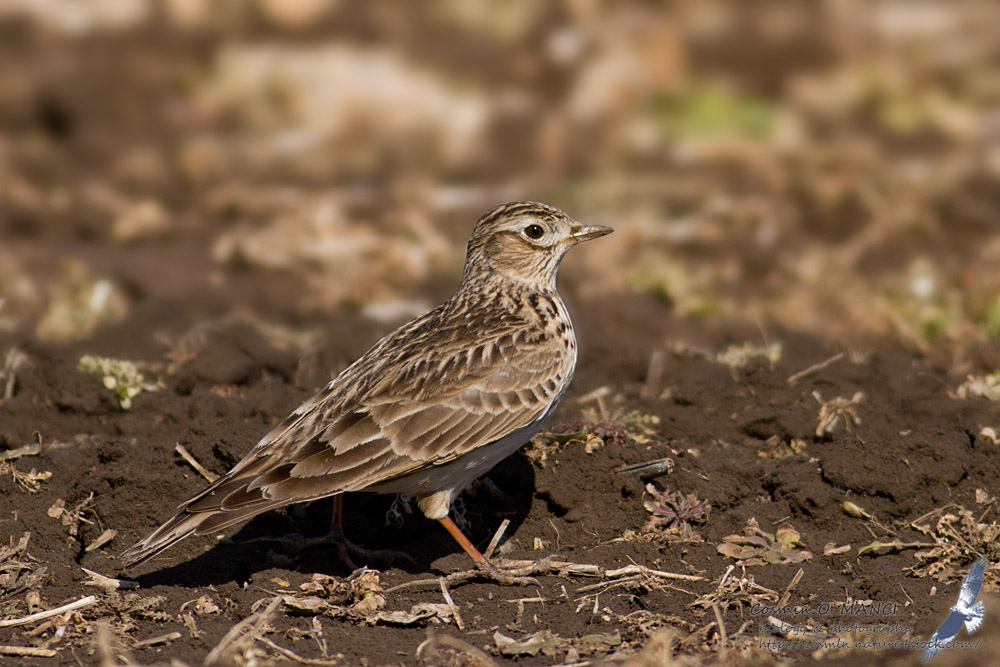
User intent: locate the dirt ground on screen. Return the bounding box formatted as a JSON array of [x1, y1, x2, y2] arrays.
[[2, 2, 1000, 666], [2, 287, 999, 667]]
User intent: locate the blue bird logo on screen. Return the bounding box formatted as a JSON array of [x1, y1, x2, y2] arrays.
[[922, 557, 988, 662]]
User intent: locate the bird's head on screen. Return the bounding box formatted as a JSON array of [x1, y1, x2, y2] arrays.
[[461, 201, 612, 290]]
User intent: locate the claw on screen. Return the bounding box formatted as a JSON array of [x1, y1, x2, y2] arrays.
[[474, 560, 539, 586]]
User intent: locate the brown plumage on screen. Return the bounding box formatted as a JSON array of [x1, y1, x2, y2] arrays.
[[120, 202, 612, 569]]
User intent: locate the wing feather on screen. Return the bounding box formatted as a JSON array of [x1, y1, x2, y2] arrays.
[[270, 451, 408, 499], [289, 435, 394, 478]]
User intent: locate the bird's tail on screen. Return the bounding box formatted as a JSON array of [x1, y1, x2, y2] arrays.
[[119, 452, 296, 568], [964, 600, 986, 634], [119, 499, 285, 568], [119, 511, 210, 568]]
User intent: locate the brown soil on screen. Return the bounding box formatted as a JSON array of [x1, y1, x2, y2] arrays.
[[5, 282, 1000, 666], [2, 5, 1000, 667]]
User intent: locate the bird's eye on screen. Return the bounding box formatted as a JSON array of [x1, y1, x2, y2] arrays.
[[523, 224, 545, 240]]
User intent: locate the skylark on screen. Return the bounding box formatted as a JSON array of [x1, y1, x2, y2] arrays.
[[121, 202, 612, 572]]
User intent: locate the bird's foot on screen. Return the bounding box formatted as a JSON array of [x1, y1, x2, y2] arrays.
[[249, 529, 417, 571], [476, 554, 578, 585]]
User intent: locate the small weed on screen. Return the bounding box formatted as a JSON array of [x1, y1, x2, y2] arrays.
[[528, 406, 662, 467], [642, 483, 710, 541], [906, 505, 999, 583], [716, 341, 782, 377], [757, 435, 807, 460], [979, 295, 1000, 338], [813, 391, 864, 437], [953, 373, 1000, 401], [717, 518, 813, 566], [78, 354, 162, 410], [385, 495, 415, 527]]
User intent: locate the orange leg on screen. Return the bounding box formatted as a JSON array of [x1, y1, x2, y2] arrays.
[[438, 516, 492, 569]]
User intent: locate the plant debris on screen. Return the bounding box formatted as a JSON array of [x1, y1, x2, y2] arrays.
[[0, 595, 97, 629], [492, 629, 622, 659], [0, 532, 43, 599], [757, 435, 807, 460], [1, 462, 52, 493], [81, 568, 138, 591], [906, 505, 999, 582], [46, 495, 96, 539], [717, 519, 813, 566], [276, 569, 464, 627], [84, 529, 117, 553]]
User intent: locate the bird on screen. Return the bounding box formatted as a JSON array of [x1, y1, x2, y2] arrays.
[[922, 556, 989, 662], [120, 201, 612, 574]]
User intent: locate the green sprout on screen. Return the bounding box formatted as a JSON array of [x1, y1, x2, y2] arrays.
[[78, 355, 161, 410], [954, 373, 1000, 402]]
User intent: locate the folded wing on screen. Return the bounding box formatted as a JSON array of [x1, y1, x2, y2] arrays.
[[120, 318, 569, 567]]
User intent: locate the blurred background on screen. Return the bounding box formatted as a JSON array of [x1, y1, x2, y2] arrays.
[[2, 0, 1000, 347]]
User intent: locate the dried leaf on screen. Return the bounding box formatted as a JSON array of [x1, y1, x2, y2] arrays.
[[717, 519, 813, 566], [857, 540, 933, 557]]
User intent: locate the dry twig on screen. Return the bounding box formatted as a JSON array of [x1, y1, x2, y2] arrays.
[[134, 631, 182, 648], [0, 595, 97, 628], [438, 578, 464, 630], [259, 636, 342, 665], [85, 529, 117, 553], [386, 557, 704, 594], [205, 596, 281, 665], [0, 645, 57, 657], [82, 568, 139, 591], [175, 444, 219, 483], [416, 632, 498, 667], [484, 519, 510, 560], [787, 352, 845, 384]]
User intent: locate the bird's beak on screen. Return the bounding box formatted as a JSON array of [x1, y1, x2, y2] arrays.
[[570, 223, 614, 243]]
